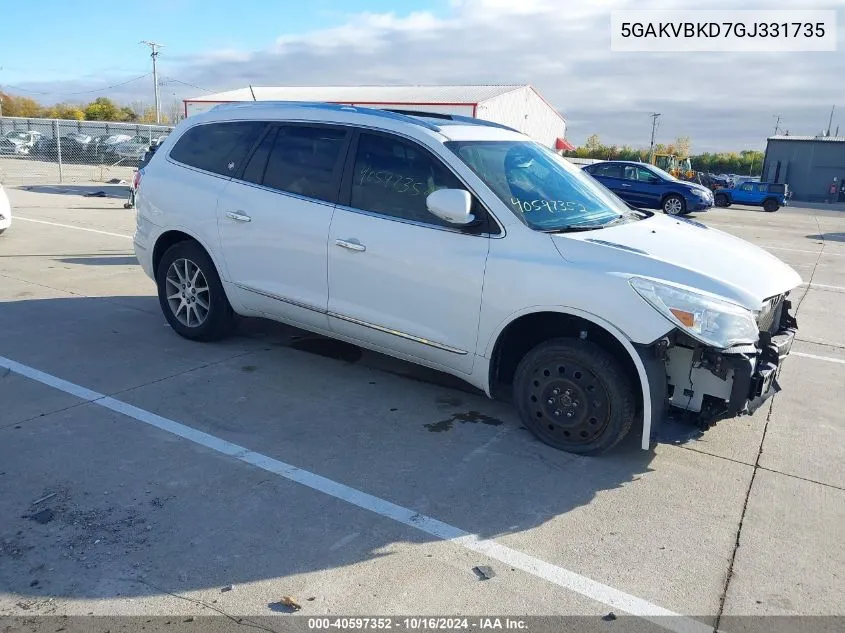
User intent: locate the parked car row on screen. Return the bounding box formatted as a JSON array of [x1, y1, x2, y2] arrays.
[[0, 129, 169, 164]]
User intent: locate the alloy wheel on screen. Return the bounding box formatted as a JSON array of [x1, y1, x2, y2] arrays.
[[165, 258, 210, 328]]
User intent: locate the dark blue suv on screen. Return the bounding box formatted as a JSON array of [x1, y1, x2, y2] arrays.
[[582, 161, 714, 216]]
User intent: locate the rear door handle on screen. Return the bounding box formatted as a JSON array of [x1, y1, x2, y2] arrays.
[[621, 183, 632, 187], [226, 210, 251, 222], [335, 239, 366, 252]]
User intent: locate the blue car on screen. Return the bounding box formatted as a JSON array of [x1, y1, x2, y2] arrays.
[[713, 181, 788, 213], [582, 161, 714, 216]]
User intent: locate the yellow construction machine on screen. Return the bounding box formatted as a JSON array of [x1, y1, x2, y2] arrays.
[[651, 153, 695, 180]]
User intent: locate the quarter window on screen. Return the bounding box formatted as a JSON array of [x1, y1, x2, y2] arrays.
[[169, 121, 266, 176], [350, 133, 463, 226], [261, 125, 348, 202]]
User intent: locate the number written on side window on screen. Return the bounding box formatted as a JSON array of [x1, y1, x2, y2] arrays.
[[350, 133, 464, 226]]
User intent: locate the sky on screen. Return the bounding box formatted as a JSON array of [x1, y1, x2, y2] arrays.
[[1, 0, 843, 152]]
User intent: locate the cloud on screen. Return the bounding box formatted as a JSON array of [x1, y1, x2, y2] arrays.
[[10, 0, 845, 152]]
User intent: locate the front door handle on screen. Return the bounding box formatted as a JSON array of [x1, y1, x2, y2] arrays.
[[335, 238, 366, 252], [621, 183, 632, 187], [226, 210, 251, 222]]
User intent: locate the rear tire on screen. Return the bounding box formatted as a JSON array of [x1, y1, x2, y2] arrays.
[[662, 195, 686, 216], [763, 199, 779, 213], [156, 240, 236, 342], [513, 338, 636, 455]]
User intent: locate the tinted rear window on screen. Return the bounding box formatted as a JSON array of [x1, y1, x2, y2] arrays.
[[169, 121, 266, 176], [260, 125, 348, 202], [768, 183, 785, 194], [593, 163, 623, 178]]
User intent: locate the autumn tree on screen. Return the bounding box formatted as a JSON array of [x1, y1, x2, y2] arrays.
[[0, 93, 43, 117], [84, 97, 121, 121]]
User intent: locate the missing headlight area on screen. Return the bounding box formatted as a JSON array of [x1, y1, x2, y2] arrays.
[[661, 296, 798, 430]]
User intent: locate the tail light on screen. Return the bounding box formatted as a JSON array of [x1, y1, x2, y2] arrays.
[[133, 170, 142, 191]]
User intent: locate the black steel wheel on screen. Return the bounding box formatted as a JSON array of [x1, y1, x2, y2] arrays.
[[714, 193, 730, 207], [763, 198, 779, 213], [513, 338, 636, 455]]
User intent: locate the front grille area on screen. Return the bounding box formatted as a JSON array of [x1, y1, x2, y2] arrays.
[[757, 294, 785, 333]]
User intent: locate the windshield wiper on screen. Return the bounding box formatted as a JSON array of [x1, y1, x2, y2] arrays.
[[541, 224, 607, 233]]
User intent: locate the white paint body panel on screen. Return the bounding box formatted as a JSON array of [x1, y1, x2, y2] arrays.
[[327, 207, 489, 375], [0, 184, 11, 232], [134, 102, 803, 452]]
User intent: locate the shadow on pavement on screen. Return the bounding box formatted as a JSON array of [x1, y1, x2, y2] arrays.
[[806, 232, 845, 243], [0, 295, 679, 604], [57, 256, 139, 266], [16, 184, 130, 198]]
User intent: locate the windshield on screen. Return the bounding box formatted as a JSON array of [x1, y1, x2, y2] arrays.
[[5, 132, 29, 140], [445, 140, 633, 231], [647, 164, 677, 181]]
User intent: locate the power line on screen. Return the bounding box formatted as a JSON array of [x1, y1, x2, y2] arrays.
[[160, 76, 213, 93], [0, 73, 152, 97]]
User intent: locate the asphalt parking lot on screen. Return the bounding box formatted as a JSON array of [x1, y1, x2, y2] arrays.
[[1, 185, 843, 632]]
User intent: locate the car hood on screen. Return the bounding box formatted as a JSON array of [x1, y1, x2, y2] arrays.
[[551, 213, 803, 310]]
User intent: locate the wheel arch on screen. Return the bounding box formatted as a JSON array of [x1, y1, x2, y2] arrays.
[[484, 307, 655, 450], [152, 228, 225, 281]]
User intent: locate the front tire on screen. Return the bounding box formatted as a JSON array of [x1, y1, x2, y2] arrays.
[[513, 338, 636, 455], [156, 240, 236, 341], [662, 195, 686, 216], [714, 193, 730, 207], [763, 199, 779, 213]]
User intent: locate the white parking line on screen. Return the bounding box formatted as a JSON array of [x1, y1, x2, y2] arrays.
[[13, 216, 133, 240], [793, 352, 845, 365], [801, 282, 845, 291], [0, 353, 709, 633], [762, 245, 845, 257]]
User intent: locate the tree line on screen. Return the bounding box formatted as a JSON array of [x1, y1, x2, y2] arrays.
[[564, 134, 765, 176], [0, 93, 179, 124]]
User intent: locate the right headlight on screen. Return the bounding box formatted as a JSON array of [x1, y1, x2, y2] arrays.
[[630, 277, 759, 349]]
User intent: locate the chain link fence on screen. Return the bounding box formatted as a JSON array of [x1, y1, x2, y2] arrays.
[[0, 116, 174, 185]]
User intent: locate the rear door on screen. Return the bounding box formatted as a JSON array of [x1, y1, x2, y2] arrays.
[[590, 163, 627, 199], [216, 123, 352, 330]]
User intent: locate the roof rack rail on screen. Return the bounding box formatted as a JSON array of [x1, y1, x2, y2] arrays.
[[207, 101, 442, 132], [382, 108, 520, 133]]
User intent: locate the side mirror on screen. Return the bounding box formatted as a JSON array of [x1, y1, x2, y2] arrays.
[[426, 188, 475, 225]]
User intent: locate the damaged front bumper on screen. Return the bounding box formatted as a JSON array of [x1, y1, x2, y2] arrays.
[[638, 295, 799, 436]]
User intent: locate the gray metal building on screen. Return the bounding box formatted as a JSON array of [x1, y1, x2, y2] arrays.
[[760, 135, 845, 202]]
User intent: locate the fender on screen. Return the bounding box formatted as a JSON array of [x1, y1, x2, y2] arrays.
[[482, 305, 656, 451]]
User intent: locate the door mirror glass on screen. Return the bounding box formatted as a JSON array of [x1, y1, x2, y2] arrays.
[[426, 188, 474, 225]]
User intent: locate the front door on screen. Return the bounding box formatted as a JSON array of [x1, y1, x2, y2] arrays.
[[732, 182, 755, 204], [217, 123, 351, 329], [326, 131, 491, 374]]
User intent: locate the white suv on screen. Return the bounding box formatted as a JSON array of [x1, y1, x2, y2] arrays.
[[133, 102, 802, 455]]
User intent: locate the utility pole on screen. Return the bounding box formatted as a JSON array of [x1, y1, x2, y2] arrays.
[[826, 104, 835, 136], [140, 41, 164, 124], [773, 115, 781, 135], [648, 112, 661, 162]]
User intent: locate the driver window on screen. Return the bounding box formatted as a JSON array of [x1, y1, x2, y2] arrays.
[[636, 167, 656, 182], [741, 183, 754, 191], [351, 133, 464, 226]]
